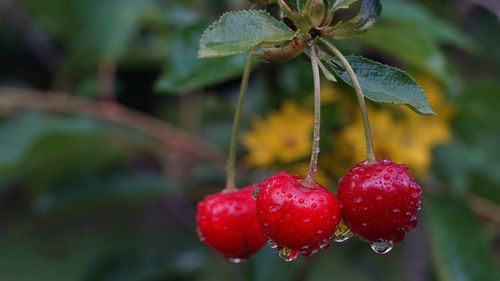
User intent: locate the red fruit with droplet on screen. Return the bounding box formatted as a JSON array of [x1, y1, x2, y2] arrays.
[[196, 184, 266, 263], [338, 158, 422, 243], [256, 171, 341, 256]]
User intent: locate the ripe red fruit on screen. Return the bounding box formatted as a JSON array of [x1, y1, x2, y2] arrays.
[[337, 158, 422, 253], [196, 185, 267, 263], [255, 171, 341, 260]]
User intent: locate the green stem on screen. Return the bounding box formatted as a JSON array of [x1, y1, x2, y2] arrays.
[[319, 38, 376, 164], [304, 44, 321, 186], [225, 51, 253, 191]]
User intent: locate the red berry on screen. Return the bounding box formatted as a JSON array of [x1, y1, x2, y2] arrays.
[[196, 185, 266, 263], [256, 171, 341, 260], [337, 158, 422, 253]]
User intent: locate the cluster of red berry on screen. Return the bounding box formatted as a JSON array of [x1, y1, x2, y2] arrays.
[[196, 158, 422, 263]]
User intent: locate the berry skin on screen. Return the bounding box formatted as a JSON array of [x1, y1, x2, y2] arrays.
[[196, 185, 266, 263], [256, 171, 341, 257], [338, 158, 422, 245]]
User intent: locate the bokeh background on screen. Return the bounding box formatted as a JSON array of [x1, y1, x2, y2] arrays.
[[0, 0, 499, 280]]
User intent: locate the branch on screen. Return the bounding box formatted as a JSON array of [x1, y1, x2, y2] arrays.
[[0, 87, 224, 163]]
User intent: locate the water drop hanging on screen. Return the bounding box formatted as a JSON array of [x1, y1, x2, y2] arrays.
[[370, 240, 394, 254], [278, 247, 298, 262], [333, 220, 353, 243]]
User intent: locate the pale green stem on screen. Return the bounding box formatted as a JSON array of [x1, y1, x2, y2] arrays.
[[319, 38, 376, 164], [225, 51, 253, 191], [304, 44, 321, 186]]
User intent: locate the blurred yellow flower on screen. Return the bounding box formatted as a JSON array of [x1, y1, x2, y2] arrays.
[[242, 101, 313, 167], [331, 74, 454, 178]]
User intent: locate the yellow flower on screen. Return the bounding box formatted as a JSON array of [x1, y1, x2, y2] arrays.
[[242, 101, 313, 167], [331, 74, 454, 179]]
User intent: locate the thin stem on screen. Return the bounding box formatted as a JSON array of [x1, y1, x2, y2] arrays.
[[304, 44, 321, 186], [225, 51, 253, 191], [319, 38, 376, 164]]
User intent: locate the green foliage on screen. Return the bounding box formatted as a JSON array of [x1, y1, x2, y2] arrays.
[[425, 195, 499, 281], [324, 0, 382, 39], [328, 56, 435, 115], [155, 24, 250, 94], [197, 10, 296, 58]]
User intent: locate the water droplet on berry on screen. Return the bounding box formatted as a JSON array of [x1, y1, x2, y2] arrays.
[[375, 195, 383, 200], [227, 257, 245, 264], [319, 239, 331, 249], [362, 222, 368, 227], [298, 198, 305, 204], [287, 193, 293, 199], [278, 247, 298, 262], [370, 240, 394, 254], [252, 187, 259, 199], [382, 158, 391, 163], [303, 217, 311, 223], [383, 174, 391, 180], [393, 208, 400, 213], [354, 197, 362, 203], [406, 211, 412, 216], [268, 240, 278, 249], [196, 227, 205, 242], [300, 247, 318, 257], [316, 229, 324, 235], [311, 203, 318, 208], [333, 220, 353, 243], [417, 201, 422, 211]]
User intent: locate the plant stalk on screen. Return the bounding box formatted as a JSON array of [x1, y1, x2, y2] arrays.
[[319, 38, 376, 164], [305, 44, 322, 186], [225, 51, 253, 191]]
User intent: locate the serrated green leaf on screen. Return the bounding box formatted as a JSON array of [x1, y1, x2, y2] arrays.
[[198, 10, 296, 58], [328, 56, 435, 115], [155, 24, 251, 94], [425, 195, 499, 281], [324, 0, 381, 39]]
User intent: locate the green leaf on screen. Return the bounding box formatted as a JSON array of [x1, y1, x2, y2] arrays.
[[198, 10, 296, 58], [324, 0, 381, 39], [318, 59, 337, 82], [328, 56, 435, 115], [155, 24, 251, 94], [327, 0, 359, 13], [424, 195, 499, 281]]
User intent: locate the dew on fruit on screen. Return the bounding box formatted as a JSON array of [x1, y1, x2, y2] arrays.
[[227, 257, 245, 264], [196, 227, 206, 242], [375, 195, 383, 200], [383, 174, 391, 180], [319, 239, 331, 249], [287, 193, 293, 198], [301, 247, 318, 257], [333, 220, 353, 243], [370, 240, 394, 254], [417, 201, 422, 211], [393, 208, 400, 213], [311, 203, 318, 208], [252, 187, 259, 199], [361, 222, 368, 227], [406, 211, 412, 216], [268, 240, 278, 249], [278, 247, 298, 262], [298, 198, 305, 204], [354, 197, 362, 203], [316, 229, 324, 235], [303, 217, 311, 223]]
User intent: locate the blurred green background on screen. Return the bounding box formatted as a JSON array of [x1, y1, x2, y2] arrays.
[[0, 0, 499, 280]]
